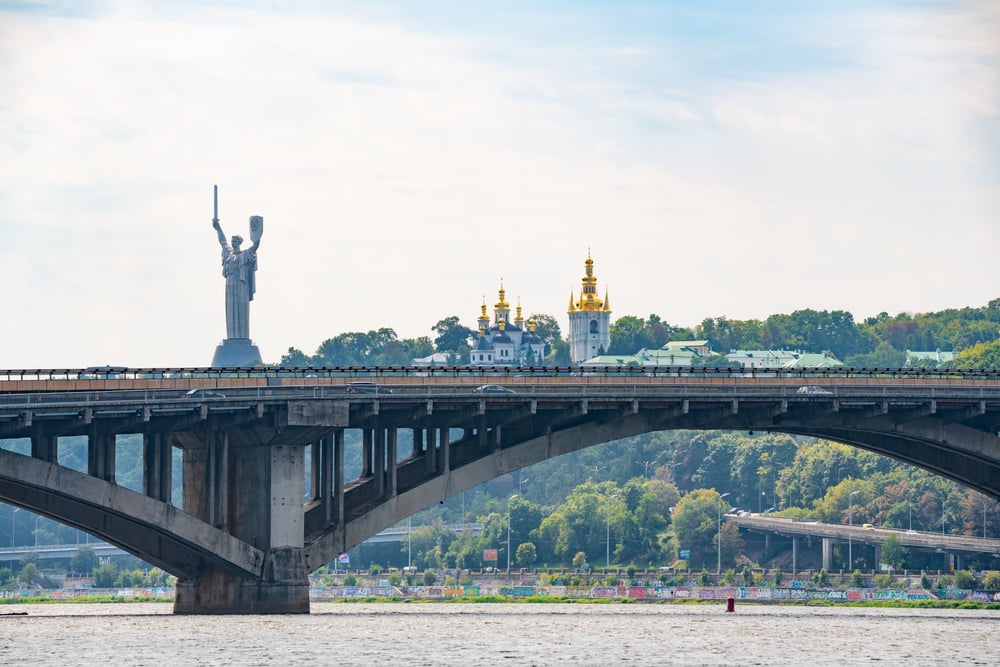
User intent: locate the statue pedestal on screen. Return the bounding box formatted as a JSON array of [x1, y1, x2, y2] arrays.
[[211, 338, 263, 367]]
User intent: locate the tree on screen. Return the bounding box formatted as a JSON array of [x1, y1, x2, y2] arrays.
[[951, 340, 1000, 369], [528, 313, 563, 353], [670, 488, 727, 569], [70, 545, 99, 576], [953, 569, 977, 589], [18, 562, 40, 586], [92, 563, 118, 588], [431, 316, 475, 353], [515, 542, 537, 568], [279, 347, 314, 366], [880, 532, 907, 570], [609, 316, 655, 354], [983, 571, 1000, 591], [572, 551, 588, 569]]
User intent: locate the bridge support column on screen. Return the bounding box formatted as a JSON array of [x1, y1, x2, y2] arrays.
[[362, 429, 373, 477], [374, 428, 385, 498], [31, 428, 58, 464], [387, 428, 397, 498], [175, 430, 309, 614], [424, 429, 436, 475], [142, 431, 173, 503], [792, 536, 798, 574], [822, 538, 832, 571], [439, 428, 449, 473], [334, 429, 344, 527], [88, 427, 115, 483]]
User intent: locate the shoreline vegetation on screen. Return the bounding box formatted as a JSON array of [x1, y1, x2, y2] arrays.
[[2, 590, 998, 611], [0, 594, 997, 611]]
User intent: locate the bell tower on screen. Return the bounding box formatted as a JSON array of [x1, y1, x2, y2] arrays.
[[567, 252, 611, 363]]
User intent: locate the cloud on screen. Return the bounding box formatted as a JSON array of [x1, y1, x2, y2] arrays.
[[0, 2, 997, 367]]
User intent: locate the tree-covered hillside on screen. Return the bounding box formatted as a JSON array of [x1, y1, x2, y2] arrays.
[[277, 299, 1000, 368]]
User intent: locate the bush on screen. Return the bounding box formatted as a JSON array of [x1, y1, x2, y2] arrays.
[[812, 569, 830, 587], [850, 570, 866, 587], [953, 570, 977, 590], [341, 574, 358, 586], [983, 571, 1000, 591]]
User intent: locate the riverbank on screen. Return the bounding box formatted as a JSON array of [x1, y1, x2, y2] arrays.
[[2, 586, 999, 610]]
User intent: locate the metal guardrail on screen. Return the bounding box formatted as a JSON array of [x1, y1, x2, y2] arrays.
[[0, 382, 998, 412], [2, 365, 1000, 382]]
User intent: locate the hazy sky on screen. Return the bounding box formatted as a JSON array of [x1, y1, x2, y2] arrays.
[[2, 1, 997, 368]]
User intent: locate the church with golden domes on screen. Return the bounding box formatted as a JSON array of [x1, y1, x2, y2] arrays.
[[469, 254, 612, 366], [469, 283, 547, 366]]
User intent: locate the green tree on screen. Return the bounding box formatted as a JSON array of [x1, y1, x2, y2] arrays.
[[880, 532, 907, 570], [18, 562, 41, 586], [69, 546, 99, 576], [983, 571, 1000, 591], [279, 346, 314, 366], [431, 316, 475, 353], [608, 316, 656, 354], [951, 340, 1000, 369], [515, 542, 537, 568], [92, 563, 118, 588], [572, 551, 588, 569], [670, 488, 727, 569], [953, 569, 977, 589]]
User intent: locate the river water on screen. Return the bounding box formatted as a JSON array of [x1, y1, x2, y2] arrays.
[[0, 602, 995, 666]]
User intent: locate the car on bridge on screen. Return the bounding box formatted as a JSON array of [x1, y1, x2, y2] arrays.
[[345, 381, 392, 394], [473, 384, 516, 394], [797, 385, 833, 395], [183, 388, 226, 399]]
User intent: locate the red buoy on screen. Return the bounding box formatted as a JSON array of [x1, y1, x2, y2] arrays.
[[726, 596, 735, 612]]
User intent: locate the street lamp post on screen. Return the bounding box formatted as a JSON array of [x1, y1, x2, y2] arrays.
[[717, 493, 730, 575], [506, 494, 518, 572], [10, 508, 18, 549], [848, 490, 858, 569], [605, 493, 621, 569], [983, 498, 989, 540], [940, 497, 946, 536]]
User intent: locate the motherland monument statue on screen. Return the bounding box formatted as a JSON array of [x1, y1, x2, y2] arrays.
[[210, 185, 264, 367]]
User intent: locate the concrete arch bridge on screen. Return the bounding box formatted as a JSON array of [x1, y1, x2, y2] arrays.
[[0, 365, 998, 613]]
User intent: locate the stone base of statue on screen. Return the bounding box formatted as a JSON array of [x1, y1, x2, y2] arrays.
[[211, 338, 262, 368]]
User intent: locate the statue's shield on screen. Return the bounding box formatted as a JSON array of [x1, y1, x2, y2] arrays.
[[249, 215, 264, 244]]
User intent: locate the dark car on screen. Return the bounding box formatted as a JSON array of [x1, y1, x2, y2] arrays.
[[345, 381, 392, 394], [473, 385, 515, 394], [183, 388, 226, 399]]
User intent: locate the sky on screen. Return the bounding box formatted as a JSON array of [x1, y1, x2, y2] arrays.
[[1, 1, 998, 368]]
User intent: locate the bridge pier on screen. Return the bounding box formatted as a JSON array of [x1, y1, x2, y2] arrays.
[[174, 428, 310, 614], [822, 537, 832, 571], [175, 546, 309, 615]]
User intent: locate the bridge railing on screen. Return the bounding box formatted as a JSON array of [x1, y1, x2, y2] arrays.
[[3, 365, 1000, 383], [1, 381, 1000, 410]]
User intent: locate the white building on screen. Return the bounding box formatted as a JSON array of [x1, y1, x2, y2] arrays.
[[567, 254, 612, 364]]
